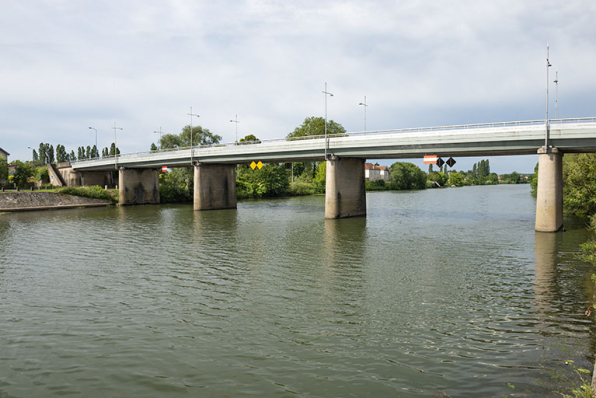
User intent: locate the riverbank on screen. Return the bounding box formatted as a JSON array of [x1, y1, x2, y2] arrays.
[[0, 191, 112, 212]]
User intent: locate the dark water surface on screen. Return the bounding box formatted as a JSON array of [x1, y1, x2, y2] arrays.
[[0, 185, 594, 397]]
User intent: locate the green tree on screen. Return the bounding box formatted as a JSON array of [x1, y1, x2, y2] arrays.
[[47, 144, 55, 163], [38, 143, 47, 164], [150, 143, 158, 152], [237, 163, 290, 198], [239, 134, 261, 144], [12, 161, 34, 188], [448, 171, 465, 187], [428, 171, 448, 187], [0, 156, 8, 185], [109, 143, 120, 156], [287, 116, 346, 139], [563, 153, 596, 218], [70, 150, 76, 162], [159, 126, 222, 149], [313, 161, 326, 193], [389, 162, 427, 190], [530, 163, 538, 196]]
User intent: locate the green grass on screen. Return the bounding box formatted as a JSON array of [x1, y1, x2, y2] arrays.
[[55, 186, 118, 204]]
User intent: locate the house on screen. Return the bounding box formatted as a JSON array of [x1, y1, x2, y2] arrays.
[[364, 163, 391, 182], [0, 147, 9, 160]]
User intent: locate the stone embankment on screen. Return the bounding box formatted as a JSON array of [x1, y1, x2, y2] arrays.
[[0, 192, 111, 212]]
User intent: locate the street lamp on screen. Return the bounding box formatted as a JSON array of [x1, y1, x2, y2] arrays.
[[230, 115, 239, 143], [188, 107, 200, 165], [554, 70, 559, 120], [154, 126, 164, 149], [545, 44, 552, 149], [358, 95, 368, 132], [112, 122, 123, 169], [323, 82, 334, 160], [88, 127, 97, 158]]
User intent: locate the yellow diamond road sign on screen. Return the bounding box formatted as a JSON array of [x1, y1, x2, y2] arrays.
[[250, 161, 257, 170], [257, 161, 263, 169]]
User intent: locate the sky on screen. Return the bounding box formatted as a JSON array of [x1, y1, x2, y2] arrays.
[[1, 0, 595, 174]]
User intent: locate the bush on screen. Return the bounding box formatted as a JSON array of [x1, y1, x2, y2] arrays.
[[288, 182, 315, 196], [56, 185, 117, 203]]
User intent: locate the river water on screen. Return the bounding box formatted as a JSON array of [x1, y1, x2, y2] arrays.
[[0, 185, 594, 397]]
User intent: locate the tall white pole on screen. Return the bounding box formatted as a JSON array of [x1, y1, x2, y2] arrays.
[[88, 127, 97, 158], [554, 70, 559, 120], [230, 115, 239, 143], [153, 126, 164, 149], [545, 44, 552, 149], [322, 82, 334, 159], [359, 95, 368, 132], [112, 122, 122, 169], [188, 107, 200, 165]]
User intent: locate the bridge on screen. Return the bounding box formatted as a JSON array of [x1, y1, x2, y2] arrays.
[[62, 117, 596, 232]]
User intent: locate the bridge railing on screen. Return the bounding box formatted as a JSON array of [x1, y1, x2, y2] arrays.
[[71, 117, 596, 165]]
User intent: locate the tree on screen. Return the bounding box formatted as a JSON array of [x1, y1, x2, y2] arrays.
[[237, 163, 290, 198], [239, 134, 261, 144], [12, 161, 34, 188], [313, 161, 326, 193], [32, 149, 39, 162], [150, 143, 158, 152], [287, 116, 346, 139], [389, 162, 427, 190], [0, 155, 8, 185], [428, 171, 448, 187], [562, 153, 596, 218], [47, 144, 55, 163], [38, 143, 47, 164], [448, 171, 465, 187], [109, 143, 120, 156], [70, 150, 76, 162]]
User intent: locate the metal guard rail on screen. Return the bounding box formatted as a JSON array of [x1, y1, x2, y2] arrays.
[[72, 117, 596, 165]]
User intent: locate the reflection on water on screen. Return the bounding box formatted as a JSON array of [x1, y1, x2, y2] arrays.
[[0, 185, 594, 397]]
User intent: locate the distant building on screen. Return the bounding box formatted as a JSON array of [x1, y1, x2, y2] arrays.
[[8, 164, 17, 176], [0, 147, 9, 160], [365, 163, 391, 182]]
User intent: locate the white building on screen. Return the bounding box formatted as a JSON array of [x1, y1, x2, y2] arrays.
[[364, 163, 390, 182]]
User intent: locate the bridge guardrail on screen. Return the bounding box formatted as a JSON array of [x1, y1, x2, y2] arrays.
[[71, 117, 596, 166]]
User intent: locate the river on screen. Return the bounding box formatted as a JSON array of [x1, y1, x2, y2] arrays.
[[0, 184, 594, 397]]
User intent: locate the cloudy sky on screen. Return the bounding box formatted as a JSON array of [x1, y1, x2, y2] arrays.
[[1, 0, 594, 173]]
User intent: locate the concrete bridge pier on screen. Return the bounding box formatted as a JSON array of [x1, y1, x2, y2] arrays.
[[118, 168, 160, 205], [193, 163, 237, 211], [325, 156, 366, 219], [535, 147, 563, 232]]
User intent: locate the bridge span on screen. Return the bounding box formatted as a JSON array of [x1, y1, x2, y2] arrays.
[[65, 118, 596, 232]]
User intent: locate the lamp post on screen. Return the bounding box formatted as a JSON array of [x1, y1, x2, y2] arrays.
[[358, 95, 368, 132], [323, 82, 334, 160], [230, 115, 239, 143], [188, 107, 200, 165], [545, 44, 552, 149], [88, 127, 97, 158], [154, 126, 164, 149], [112, 122, 122, 169], [554, 70, 559, 120]]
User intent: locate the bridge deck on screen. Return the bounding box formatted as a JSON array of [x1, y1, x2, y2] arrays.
[[72, 118, 596, 170]]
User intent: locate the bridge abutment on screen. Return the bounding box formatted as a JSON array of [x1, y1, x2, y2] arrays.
[[325, 157, 366, 219], [535, 147, 563, 232], [193, 163, 237, 211], [118, 168, 160, 205]]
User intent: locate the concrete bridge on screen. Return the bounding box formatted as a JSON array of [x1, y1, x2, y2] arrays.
[[67, 117, 596, 232]]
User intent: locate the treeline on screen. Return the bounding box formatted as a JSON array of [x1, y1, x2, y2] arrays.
[[31, 142, 120, 165]]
